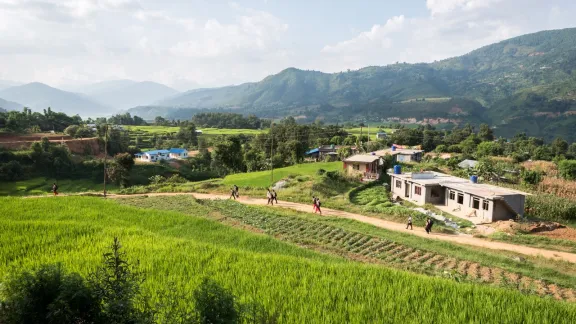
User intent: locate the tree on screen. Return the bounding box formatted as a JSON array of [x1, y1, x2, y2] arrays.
[[478, 124, 494, 141], [551, 137, 569, 156], [64, 124, 80, 137], [243, 148, 265, 172], [89, 238, 153, 323], [337, 146, 352, 159], [177, 124, 198, 148], [107, 153, 135, 188], [476, 141, 503, 158]]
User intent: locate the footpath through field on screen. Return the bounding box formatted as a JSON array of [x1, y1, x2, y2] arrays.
[[107, 192, 576, 264]]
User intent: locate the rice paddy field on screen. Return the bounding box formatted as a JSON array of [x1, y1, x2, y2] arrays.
[[1, 196, 576, 323], [344, 127, 395, 141]]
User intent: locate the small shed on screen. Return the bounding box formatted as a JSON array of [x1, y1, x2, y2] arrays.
[[458, 159, 478, 169]]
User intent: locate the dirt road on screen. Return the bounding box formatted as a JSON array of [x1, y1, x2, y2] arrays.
[[106, 192, 576, 263]]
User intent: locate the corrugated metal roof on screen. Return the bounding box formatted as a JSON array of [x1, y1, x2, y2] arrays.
[[344, 154, 380, 163]]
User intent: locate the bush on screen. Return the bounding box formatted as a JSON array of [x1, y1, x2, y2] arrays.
[[316, 169, 326, 175], [0, 264, 100, 324], [193, 278, 238, 324], [558, 160, 576, 180]]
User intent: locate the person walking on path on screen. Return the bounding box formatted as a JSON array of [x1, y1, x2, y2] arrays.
[[230, 188, 237, 200], [233, 184, 239, 198], [406, 216, 413, 230], [267, 189, 273, 206], [52, 183, 59, 196], [315, 197, 322, 215], [425, 218, 434, 234], [272, 190, 278, 204], [312, 196, 318, 212]]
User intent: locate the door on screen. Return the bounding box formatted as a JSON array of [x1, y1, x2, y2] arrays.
[[405, 182, 410, 198]]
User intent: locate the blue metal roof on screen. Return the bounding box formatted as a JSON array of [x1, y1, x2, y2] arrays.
[[305, 148, 319, 155], [169, 148, 187, 154], [143, 149, 169, 155]]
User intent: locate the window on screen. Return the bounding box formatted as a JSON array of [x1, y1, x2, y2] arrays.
[[483, 200, 489, 211], [449, 191, 455, 200], [457, 193, 464, 204], [472, 197, 480, 210], [353, 164, 360, 171], [431, 188, 440, 198], [415, 186, 422, 196], [395, 180, 402, 188]]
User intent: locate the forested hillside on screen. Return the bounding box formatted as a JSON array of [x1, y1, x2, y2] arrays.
[[132, 28, 576, 141]]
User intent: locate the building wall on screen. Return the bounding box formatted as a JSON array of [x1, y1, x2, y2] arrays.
[[445, 189, 495, 223], [396, 154, 411, 162], [346, 162, 368, 175], [502, 195, 525, 217], [492, 201, 514, 221]]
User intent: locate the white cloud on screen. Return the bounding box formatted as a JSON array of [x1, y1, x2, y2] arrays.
[[170, 5, 288, 58], [318, 0, 573, 72]]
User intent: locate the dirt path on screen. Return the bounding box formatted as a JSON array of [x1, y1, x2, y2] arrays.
[[107, 192, 576, 263]]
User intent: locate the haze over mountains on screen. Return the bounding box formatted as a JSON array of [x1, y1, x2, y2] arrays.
[[0, 80, 179, 116]]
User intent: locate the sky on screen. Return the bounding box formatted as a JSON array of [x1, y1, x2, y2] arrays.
[[0, 0, 575, 91]]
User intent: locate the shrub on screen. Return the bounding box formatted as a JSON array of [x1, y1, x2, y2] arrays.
[[193, 278, 238, 324], [0, 264, 100, 324], [316, 169, 326, 175], [149, 175, 166, 185], [558, 160, 576, 180]]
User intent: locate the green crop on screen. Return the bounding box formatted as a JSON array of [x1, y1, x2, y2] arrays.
[[1, 196, 576, 323]]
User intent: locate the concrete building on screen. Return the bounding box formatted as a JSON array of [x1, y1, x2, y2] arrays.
[[343, 154, 382, 181], [388, 170, 527, 224], [375, 147, 424, 163]]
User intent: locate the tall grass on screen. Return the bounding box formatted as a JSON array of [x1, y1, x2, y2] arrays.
[[2, 196, 576, 322]]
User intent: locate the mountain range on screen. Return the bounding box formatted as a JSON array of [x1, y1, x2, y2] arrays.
[[0, 80, 179, 116], [128, 27, 576, 142]]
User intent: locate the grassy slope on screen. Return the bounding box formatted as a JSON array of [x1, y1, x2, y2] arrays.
[[0, 177, 117, 196], [1, 196, 575, 323], [223, 162, 341, 188]]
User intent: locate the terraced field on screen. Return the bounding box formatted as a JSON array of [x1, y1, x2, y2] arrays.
[[118, 197, 576, 301]]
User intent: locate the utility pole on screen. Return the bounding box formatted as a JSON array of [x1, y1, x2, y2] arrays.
[[270, 122, 274, 186], [367, 123, 370, 143], [103, 124, 108, 198]]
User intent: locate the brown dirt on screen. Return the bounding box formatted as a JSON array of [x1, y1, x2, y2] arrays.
[[0, 134, 100, 155], [535, 227, 576, 242]]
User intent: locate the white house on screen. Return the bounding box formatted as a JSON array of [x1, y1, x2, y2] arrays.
[[135, 148, 189, 162], [169, 148, 188, 159], [388, 170, 527, 224], [135, 149, 170, 162]]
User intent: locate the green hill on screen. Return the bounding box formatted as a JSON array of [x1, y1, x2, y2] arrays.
[[132, 28, 576, 141]]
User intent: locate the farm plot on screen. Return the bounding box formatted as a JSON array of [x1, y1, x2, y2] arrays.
[[5, 196, 576, 323], [118, 197, 576, 301]]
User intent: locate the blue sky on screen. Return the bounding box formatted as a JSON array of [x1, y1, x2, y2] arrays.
[[0, 0, 574, 90]]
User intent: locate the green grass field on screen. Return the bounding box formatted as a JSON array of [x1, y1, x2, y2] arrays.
[[2, 196, 576, 323], [223, 162, 341, 187], [344, 127, 395, 140], [124, 125, 265, 135], [0, 177, 117, 196]]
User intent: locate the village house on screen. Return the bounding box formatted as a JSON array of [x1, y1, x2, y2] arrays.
[[306, 145, 357, 161], [343, 154, 382, 181], [376, 132, 387, 139], [135, 148, 189, 162], [375, 146, 424, 163], [388, 169, 527, 224]]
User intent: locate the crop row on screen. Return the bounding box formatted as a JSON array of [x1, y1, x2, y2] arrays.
[[205, 200, 576, 301]]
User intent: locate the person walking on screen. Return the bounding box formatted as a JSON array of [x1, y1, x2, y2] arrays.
[[230, 188, 237, 200], [52, 182, 59, 196], [312, 196, 318, 212], [406, 216, 413, 230], [315, 197, 322, 215], [233, 184, 239, 198], [272, 190, 278, 204], [266, 189, 273, 206], [428, 218, 434, 233]]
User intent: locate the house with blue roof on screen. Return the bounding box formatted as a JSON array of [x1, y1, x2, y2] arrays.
[[135, 148, 188, 162]]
